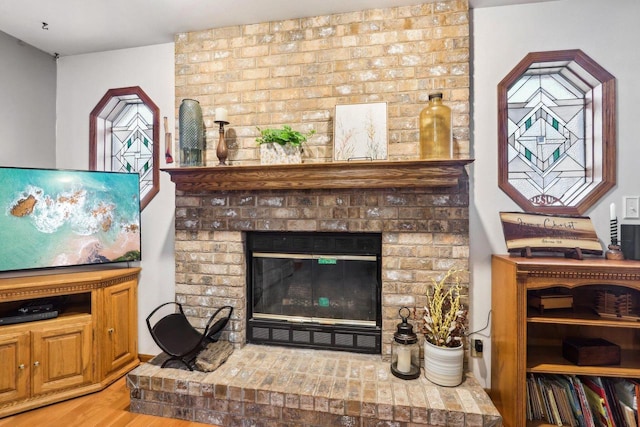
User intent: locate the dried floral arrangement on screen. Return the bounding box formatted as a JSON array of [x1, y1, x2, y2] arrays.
[[416, 268, 468, 348]]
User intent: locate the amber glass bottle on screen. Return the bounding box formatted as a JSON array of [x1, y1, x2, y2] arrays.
[[420, 92, 452, 159]]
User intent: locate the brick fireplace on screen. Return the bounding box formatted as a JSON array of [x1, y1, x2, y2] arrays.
[[126, 2, 500, 423], [167, 160, 471, 360], [170, 0, 474, 358], [125, 161, 503, 426]]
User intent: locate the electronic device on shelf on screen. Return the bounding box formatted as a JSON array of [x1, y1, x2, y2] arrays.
[[0, 297, 65, 326], [18, 303, 54, 314], [0, 310, 59, 326]]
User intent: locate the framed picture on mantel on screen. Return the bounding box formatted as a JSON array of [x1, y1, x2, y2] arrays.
[[334, 102, 388, 162]]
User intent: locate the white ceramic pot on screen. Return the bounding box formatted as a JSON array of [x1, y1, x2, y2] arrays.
[[424, 340, 464, 387], [260, 143, 302, 165]]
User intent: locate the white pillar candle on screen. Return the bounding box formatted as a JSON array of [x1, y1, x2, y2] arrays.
[[610, 202, 616, 221], [215, 107, 228, 122], [396, 346, 412, 373]]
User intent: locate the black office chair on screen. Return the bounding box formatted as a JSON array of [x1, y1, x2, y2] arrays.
[[146, 302, 233, 370]]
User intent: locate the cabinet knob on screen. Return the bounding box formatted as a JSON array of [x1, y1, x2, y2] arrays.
[[33, 361, 40, 367], [18, 364, 25, 370], [108, 328, 114, 334]]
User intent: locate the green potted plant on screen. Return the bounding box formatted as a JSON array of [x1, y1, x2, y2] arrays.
[[256, 125, 315, 164], [416, 268, 467, 386]]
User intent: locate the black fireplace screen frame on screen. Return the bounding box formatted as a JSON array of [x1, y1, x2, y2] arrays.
[[246, 231, 382, 354]]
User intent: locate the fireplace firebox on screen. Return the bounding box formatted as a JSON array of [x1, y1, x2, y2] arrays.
[[246, 231, 382, 353]]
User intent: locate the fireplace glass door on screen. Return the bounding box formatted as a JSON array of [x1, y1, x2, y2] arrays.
[[252, 253, 378, 326], [247, 232, 381, 353]]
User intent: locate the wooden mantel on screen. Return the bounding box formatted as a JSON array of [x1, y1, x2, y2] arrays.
[[162, 159, 473, 192]]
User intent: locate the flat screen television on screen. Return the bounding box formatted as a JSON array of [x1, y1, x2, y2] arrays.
[[0, 167, 141, 273]]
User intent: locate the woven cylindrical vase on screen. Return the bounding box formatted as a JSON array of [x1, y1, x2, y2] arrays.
[[178, 99, 204, 166]]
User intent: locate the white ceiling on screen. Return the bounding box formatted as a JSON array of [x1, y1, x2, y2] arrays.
[[0, 0, 557, 57]]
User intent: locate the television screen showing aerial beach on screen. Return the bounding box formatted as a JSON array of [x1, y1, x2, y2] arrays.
[[0, 167, 141, 273]]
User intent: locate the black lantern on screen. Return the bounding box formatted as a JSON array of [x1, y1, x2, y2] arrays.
[[390, 306, 420, 380]]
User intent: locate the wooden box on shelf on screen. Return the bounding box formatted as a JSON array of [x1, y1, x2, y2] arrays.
[[528, 292, 573, 313], [562, 337, 621, 366]]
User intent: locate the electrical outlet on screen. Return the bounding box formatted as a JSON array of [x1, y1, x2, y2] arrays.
[[624, 196, 640, 219], [471, 339, 483, 357]]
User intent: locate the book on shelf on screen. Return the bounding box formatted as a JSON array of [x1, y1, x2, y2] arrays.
[[580, 376, 618, 427], [603, 378, 626, 426], [527, 374, 640, 427], [545, 381, 564, 426], [555, 375, 588, 427], [612, 379, 639, 427], [531, 374, 577, 426], [550, 378, 578, 426], [527, 375, 539, 421], [620, 402, 637, 427], [569, 375, 596, 427], [582, 383, 612, 427], [535, 375, 557, 424], [528, 374, 547, 422], [612, 379, 638, 412]]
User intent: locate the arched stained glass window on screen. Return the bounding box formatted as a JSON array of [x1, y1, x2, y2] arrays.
[[498, 50, 616, 215], [90, 87, 159, 210]]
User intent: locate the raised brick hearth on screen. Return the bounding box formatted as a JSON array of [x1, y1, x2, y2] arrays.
[[128, 345, 501, 426]]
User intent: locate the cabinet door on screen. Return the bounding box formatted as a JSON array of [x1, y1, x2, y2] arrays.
[[101, 279, 138, 378], [31, 317, 93, 396], [0, 331, 29, 404]]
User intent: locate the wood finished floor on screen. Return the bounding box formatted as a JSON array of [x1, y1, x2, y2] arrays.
[[0, 376, 216, 427]]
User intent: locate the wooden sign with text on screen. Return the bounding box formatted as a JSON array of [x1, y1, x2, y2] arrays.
[[500, 212, 603, 258]]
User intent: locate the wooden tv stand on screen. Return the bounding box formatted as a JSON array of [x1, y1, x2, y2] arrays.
[[0, 267, 140, 417]]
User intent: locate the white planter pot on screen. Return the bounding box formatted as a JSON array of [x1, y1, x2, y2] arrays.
[[424, 341, 464, 387], [260, 143, 302, 165]]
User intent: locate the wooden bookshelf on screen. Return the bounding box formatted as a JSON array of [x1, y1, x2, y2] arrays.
[[491, 255, 640, 427]]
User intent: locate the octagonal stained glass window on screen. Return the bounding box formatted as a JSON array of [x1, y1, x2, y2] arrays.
[[498, 50, 616, 215], [90, 87, 159, 211]]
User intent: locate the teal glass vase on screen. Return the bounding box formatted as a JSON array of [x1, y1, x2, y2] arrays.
[[178, 99, 204, 166]]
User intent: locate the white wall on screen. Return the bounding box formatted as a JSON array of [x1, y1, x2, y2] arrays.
[[0, 31, 56, 168], [56, 43, 176, 354], [470, 0, 640, 388]]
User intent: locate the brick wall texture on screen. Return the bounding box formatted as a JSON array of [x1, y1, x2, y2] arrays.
[[175, 0, 470, 164], [174, 179, 470, 359], [172, 0, 471, 360]]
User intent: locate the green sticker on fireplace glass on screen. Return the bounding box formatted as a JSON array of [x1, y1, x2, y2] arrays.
[[318, 297, 330, 307], [318, 258, 337, 264]]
